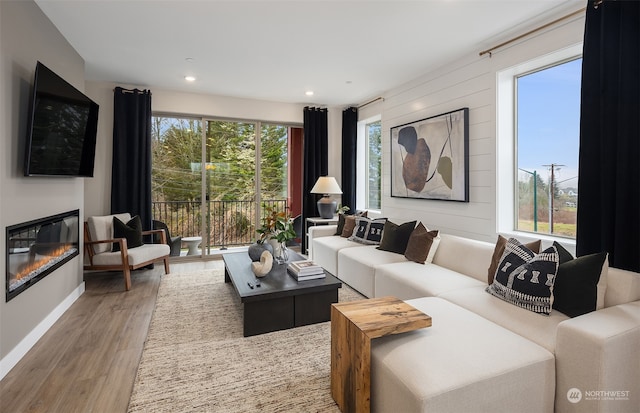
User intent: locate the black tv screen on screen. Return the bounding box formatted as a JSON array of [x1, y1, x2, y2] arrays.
[[24, 61, 99, 177]]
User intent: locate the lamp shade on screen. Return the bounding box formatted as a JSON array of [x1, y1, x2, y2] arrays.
[[310, 176, 342, 195]]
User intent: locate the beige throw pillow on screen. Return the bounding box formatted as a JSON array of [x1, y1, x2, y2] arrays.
[[341, 216, 357, 238]]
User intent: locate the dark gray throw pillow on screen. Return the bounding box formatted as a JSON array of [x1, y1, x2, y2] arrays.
[[112, 215, 143, 252], [552, 241, 607, 317], [334, 214, 346, 235], [378, 220, 416, 254]]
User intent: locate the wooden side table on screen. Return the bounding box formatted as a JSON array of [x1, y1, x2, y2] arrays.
[[330, 296, 432, 413]]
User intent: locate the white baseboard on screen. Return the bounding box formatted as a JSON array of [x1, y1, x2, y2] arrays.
[[0, 282, 85, 380]]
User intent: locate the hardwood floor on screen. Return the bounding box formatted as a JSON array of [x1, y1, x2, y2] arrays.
[[0, 259, 224, 413]]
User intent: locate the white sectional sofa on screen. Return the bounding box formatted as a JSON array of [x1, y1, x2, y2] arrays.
[[309, 224, 640, 413]]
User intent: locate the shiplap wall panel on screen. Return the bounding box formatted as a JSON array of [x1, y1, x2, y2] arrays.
[[373, 9, 585, 243]]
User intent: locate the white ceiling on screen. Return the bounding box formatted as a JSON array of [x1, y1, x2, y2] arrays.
[[34, 0, 583, 106]]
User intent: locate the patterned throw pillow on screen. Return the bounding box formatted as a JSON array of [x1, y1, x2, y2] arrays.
[[112, 215, 143, 252], [349, 217, 386, 245], [340, 211, 367, 238], [487, 235, 542, 284], [366, 218, 387, 244], [486, 238, 559, 315]]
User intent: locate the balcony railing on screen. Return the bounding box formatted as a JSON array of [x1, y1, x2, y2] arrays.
[[152, 199, 288, 252]]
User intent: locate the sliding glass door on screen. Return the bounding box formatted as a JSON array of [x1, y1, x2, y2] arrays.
[[152, 115, 298, 257], [151, 116, 203, 254]]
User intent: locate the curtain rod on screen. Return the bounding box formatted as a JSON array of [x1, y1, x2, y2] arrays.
[[479, 7, 586, 57], [358, 96, 384, 109], [113, 87, 151, 94]]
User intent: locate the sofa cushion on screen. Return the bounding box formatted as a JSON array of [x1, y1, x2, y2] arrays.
[[404, 222, 440, 263], [439, 286, 569, 353], [604, 267, 640, 307], [378, 220, 416, 254], [371, 297, 555, 413], [311, 235, 362, 276], [555, 301, 640, 413], [432, 234, 496, 283], [486, 239, 559, 315], [488, 235, 542, 284], [112, 215, 143, 252], [374, 261, 486, 300], [338, 245, 406, 297], [552, 241, 608, 317]]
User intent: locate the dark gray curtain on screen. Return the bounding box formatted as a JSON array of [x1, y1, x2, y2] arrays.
[[111, 87, 153, 231], [341, 107, 358, 212], [576, 0, 640, 271], [302, 106, 328, 253]]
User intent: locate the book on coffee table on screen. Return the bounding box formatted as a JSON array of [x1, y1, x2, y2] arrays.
[[288, 260, 324, 275], [288, 269, 326, 281]]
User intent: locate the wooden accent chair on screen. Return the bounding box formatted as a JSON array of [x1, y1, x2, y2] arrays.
[[84, 213, 170, 290]]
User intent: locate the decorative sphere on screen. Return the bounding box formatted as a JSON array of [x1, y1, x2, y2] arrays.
[[248, 242, 273, 261]]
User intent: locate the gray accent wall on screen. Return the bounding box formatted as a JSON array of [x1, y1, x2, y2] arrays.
[[0, 0, 85, 368]]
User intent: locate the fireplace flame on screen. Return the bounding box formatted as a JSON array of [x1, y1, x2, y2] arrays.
[[11, 244, 76, 289]]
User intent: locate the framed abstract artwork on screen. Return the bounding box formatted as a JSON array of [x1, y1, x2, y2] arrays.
[[390, 108, 469, 202]]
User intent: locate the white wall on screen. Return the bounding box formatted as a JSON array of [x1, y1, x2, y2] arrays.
[[375, 6, 585, 243], [0, 0, 86, 373]]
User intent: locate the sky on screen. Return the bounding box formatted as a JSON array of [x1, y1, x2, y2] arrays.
[[517, 58, 582, 189]]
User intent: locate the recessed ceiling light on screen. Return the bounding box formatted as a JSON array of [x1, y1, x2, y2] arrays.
[[305, 90, 314, 96], [185, 76, 196, 82]]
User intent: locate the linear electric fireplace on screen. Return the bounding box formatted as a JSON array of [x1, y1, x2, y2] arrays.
[[6, 210, 79, 301]]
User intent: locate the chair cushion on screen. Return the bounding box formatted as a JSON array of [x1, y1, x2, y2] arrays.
[[87, 213, 131, 254], [92, 244, 169, 267], [112, 215, 143, 252]]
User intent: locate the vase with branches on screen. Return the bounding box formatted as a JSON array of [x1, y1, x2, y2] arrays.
[[256, 204, 296, 263]]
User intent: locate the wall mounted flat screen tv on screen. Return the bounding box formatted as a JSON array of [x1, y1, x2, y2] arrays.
[[24, 61, 99, 177]]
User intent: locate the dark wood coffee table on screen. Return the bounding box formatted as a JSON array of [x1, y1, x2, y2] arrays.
[[223, 250, 342, 337]]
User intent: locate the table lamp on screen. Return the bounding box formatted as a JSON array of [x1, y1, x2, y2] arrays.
[[310, 176, 342, 219]]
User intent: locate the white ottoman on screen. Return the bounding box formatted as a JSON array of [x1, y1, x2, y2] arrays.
[[371, 297, 555, 413]]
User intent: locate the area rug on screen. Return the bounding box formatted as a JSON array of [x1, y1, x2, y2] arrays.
[[127, 269, 364, 412]]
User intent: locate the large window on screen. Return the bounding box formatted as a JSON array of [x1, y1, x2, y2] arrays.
[[357, 117, 382, 211], [151, 115, 296, 256], [516, 58, 581, 238], [497, 44, 582, 241]]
